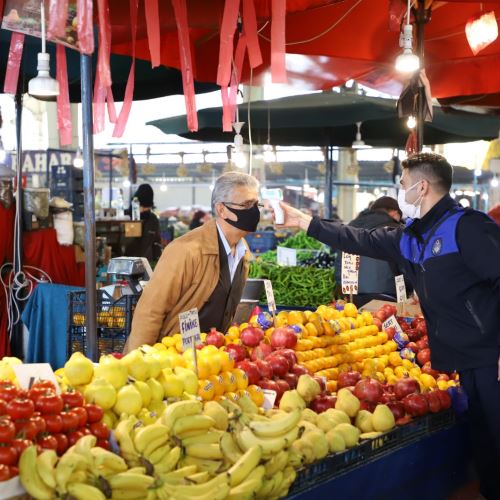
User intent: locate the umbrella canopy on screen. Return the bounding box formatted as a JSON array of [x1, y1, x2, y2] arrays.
[[0, 30, 217, 101], [147, 91, 500, 148]]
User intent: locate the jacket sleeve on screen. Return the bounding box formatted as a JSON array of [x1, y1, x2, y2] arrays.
[[307, 217, 403, 263], [125, 242, 194, 352]]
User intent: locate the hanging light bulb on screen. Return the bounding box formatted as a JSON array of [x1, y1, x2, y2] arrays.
[[122, 179, 131, 188], [263, 144, 276, 164], [474, 168, 482, 177], [466, 11, 498, 55], [160, 182, 167, 192], [491, 176, 499, 188], [407, 115, 417, 129], [233, 149, 247, 169], [395, 1, 420, 74], [73, 148, 84, 168], [28, 2, 60, 100], [352, 122, 371, 149]]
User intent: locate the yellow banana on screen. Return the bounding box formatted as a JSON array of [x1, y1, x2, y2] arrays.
[[108, 472, 155, 491], [159, 464, 197, 479], [19, 446, 54, 500], [36, 449, 58, 489], [111, 489, 150, 500], [236, 425, 299, 458], [90, 447, 128, 472], [67, 482, 107, 500], [127, 466, 147, 474], [56, 451, 90, 492], [172, 415, 215, 438], [227, 465, 265, 499], [267, 469, 284, 498], [182, 430, 223, 447], [237, 394, 259, 415], [248, 408, 301, 438], [74, 434, 97, 457], [133, 423, 169, 453], [217, 397, 242, 415], [227, 445, 262, 487], [153, 446, 182, 474], [114, 417, 140, 462], [179, 456, 223, 474], [146, 442, 171, 465], [185, 443, 223, 460], [256, 476, 276, 499], [163, 482, 230, 500], [161, 400, 203, 432], [186, 471, 211, 484], [142, 433, 170, 458], [264, 449, 289, 478], [220, 432, 243, 464], [163, 473, 228, 496], [67, 469, 91, 484]]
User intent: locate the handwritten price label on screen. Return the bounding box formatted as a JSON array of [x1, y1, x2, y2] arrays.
[[179, 308, 202, 351], [341, 253, 360, 295]]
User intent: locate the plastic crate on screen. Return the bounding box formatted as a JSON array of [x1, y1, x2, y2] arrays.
[[245, 231, 277, 254], [67, 290, 138, 357], [289, 409, 456, 495]]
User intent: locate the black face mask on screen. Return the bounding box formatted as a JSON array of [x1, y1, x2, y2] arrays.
[[223, 203, 260, 233]]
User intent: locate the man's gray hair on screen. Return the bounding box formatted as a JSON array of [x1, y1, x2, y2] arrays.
[[211, 171, 260, 212]]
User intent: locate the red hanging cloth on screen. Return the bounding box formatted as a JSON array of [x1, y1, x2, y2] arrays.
[[47, 0, 69, 40], [242, 0, 262, 69], [271, 0, 287, 83], [77, 0, 95, 55], [144, 0, 161, 68], [217, 0, 241, 87], [56, 45, 72, 146], [3, 33, 25, 94]]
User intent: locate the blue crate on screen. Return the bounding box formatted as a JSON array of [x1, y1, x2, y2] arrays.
[[245, 231, 277, 254]]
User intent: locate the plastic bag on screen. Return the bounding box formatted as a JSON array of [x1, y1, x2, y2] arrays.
[[3, 33, 25, 94], [23, 188, 50, 218], [77, 0, 95, 54], [47, 0, 69, 40], [466, 11, 499, 55], [271, 0, 287, 83], [56, 45, 72, 146]]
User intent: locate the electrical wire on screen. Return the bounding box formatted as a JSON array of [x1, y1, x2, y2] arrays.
[[247, 67, 253, 176]]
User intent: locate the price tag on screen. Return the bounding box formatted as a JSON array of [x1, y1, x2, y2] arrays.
[[395, 275, 407, 303], [12, 363, 60, 393], [262, 389, 277, 410], [179, 308, 202, 352], [264, 280, 276, 314], [341, 253, 360, 295], [277, 247, 297, 267], [382, 315, 404, 335]]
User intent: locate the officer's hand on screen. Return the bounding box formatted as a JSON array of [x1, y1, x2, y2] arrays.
[[277, 202, 312, 232]]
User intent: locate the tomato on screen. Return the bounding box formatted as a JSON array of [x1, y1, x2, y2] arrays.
[[27, 387, 51, 404], [11, 439, 31, 457], [31, 416, 46, 436], [96, 439, 110, 450], [9, 465, 18, 477], [6, 398, 34, 421], [43, 414, 63, 434], [14, 420, 38, 441], [0, 446, 18, 466], [71, 407, 88, 427], [67, 430, 84, 446], [37, 435, 58, 451], [89, 422, 109, 440], [53, 433, 68, 456], [0, 383, 17, 403], [84, 404, 104, 424], [60, 411, 80, 432], [31, 381, 56, 392], [0, 464, 11, 482], [0, 419, 15, 444], [35, 393, 64, 415], [0, 400, 7, 416], [80, 427, 92, 436], [62, 391, 84, 409]]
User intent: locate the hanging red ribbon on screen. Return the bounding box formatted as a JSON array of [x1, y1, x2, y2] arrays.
[[271, 0, 287, 83], [242, 0, 262, 69], [97, 0, 112, 88], [93, 70, 106, 134], [3, 33, 25, 94], [56, 45, 72, 146], [144, 0, 161, 68], [221, 86, 232, 132], [112, 0, 138, 137], [216, 0, 240, 87], [47, 0, 69, 40], [76, 0, 94, 54], [106, 88, 117, 123], [171, 0, 198, 132]]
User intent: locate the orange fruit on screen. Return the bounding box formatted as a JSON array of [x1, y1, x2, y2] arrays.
[[247, 385, 264, 407], [198, 380, 215, 401], [220, 371, 237, 392], [232, 368, 249, 391], [208, 374, 225, 397]]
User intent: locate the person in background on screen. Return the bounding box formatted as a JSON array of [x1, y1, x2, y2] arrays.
[[334, 196, 410, 307], [189, 209, 211, 230], [124, 184, 162, 262], [125, 172, 260, 352], [278, 153, 500, 500]]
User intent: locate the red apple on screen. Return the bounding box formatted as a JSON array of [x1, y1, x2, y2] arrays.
[[251, 342, 273, 361], [374, 310, 388, 323], [416, 338, 429, 351], [292, 364, 311, 377], [337, 371, 362, 389], [385, 327, 396, 341], [424, 391, 442, 413], [254, 359, 273, 380], [382, 304, 397, 317], [205, 328, 225, 348], [274, 349, 297, 369], [236, 361, 261, 385], [267, 355, 289, 378], [406, 328, 424, 342], [417, 348, 431, 366], [359, 400, 377, 412], [240, 326, 264, 348], [386, 401, 406, 420], [274, 379, 290, 400], [407, 342, 418, 353], [422, 362, 440, 378], [372, 318, 382, 331], [402, 393, 429, 416], [270, 327, 297, 350], [225, 344, 247, 363], [394, 378, 420, 400], [310, 394, 337, 413], [436, 390, 452, 410], [353, 379, 383, 404], [258, 378, 279, 393], [283, 372, 299, 390]]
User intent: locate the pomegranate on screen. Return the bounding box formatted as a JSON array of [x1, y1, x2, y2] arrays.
[[385, 327, 396, 341], [254, 359, 273, 380], [274, 379, 290, 401], [291, 364, 311, 377], [380, 392, 397, 404], [258, 379, 279, 394], [394, 378, 420, 400], [416, 338, 429, 351], [425, 391, 442, 413], [267, 355, 289, 378], [422, 362, 440, 378], [270, 328, 297, 350], [274, 349, 297, 369], [240, 326, 264, 348], [381, 304, 397, 317], [337, 371, 362, 389], [283, 372, 299, 389], [436, 390, 452, 410], [396, 415, 413, 426], [372, 318, 382, 331], [225, 344, 247, 363], [374, 310, 388, 323], [205, 328, 225, 348], [353, 379, 383, 403], [310, 394, 337, 413], [251, 342, 273, 361], [235, 361, 261, 385], [402, 393, 429, 416], [359, 400, 377, 412], [406, 328, 424, 342], [386, 401, 406, 420], [417, 348, 431, 366], [407, 342, 418, 353]]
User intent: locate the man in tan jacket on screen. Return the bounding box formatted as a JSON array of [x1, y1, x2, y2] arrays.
[[124, 172, 260, 352]]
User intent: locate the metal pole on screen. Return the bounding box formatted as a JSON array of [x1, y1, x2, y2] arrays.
[[325, 143, 333, 219], [80, 54, 98, 361], [109, 151, 113, 208], [416, 2, 426, 152]]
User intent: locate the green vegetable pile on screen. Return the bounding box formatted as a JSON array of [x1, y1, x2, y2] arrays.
[[278, 231, 324, 250]]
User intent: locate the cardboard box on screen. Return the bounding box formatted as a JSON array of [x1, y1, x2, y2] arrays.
[[123, 221, 142, 238]]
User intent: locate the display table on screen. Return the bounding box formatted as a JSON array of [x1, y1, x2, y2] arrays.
[[288, 418, 472, 500]]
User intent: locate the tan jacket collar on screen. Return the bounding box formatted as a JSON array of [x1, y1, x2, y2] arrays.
[[200, 219, 252, 260]]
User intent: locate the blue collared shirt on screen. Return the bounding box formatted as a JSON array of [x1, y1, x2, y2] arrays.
[[216, 223, 246, 282]]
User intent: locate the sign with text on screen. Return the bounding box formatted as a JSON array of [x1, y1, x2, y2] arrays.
[[12, 363, 60, 393], [262, 389, 277, 410], [382, 315, 408, 349], [395, 275, 407, 303], [179, 308, 202, 352], [341, 253, 360, 295], [277, 247, 297, 266], [264, 280, 276, 314]]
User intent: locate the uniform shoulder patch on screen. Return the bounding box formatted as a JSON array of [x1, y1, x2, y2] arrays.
[[431, 238, 442, 256]]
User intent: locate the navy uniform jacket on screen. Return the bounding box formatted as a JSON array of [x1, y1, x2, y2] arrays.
[[308, 195, 500, 372]]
